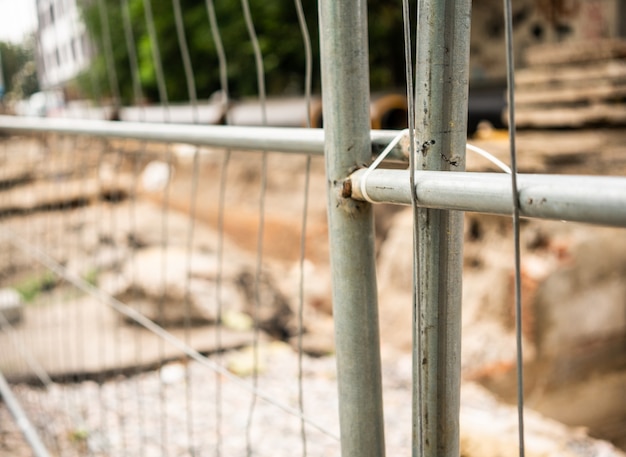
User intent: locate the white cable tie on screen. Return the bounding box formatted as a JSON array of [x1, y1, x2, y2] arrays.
[[466, 143, 512, 174], [360, 129, 408, 203], [360, 137, 509, 202]]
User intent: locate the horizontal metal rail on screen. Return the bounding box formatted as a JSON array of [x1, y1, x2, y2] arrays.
[[2, 115, 623, 227], [350, 168, 626, 227], [0, 115, 407, 160]]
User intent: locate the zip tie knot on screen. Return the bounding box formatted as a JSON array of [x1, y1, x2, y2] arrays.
[[359, 134, 510, 203], [360, 129, 408, 203]]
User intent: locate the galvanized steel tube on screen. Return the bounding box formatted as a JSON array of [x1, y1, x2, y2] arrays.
[[413, 1, 472, 456], [350, 169, 626, 227], [0, 115, 406, 160], [319, 0, 386, 455]]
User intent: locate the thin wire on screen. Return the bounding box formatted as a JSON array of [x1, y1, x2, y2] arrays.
[[214, 149, 230, 456], [36, 122, 63, 456], [95, 139, 111, 454], [143, 0, 170, 121], [28, 110, 63, 456], [96, 0, 121, 111], [241, 0, 267, 126], [172, 0, 203, 451], [128, 153, 148, 456], [172, 0, 199, 124], [119, 1, 148, 453], [58, 138, 71, 380], [41, 135, 89, 454], [401, 0, 422, 455], [181, 149, 200, 454], [248, 145, 268, 457], [56, 138, 71, 402], [142, 1, 175, 451], [240, 0, 268, 454], [203, 0, 230, 453], [0, 226, 340, 441], [76, 0, 104, 119], [111, 150, 128, 455], [55, 135, 76, 455], [205, 0, 230, 121], [79, 5, 115, 441], [121, 0, 145, 107], [294, 0, 313, 453], [77, 0, 113, 447], [71, 136, 96, 457], [96, 1, 129, 450], [503, 0, 526, 456], [67, 14, 95, 454], [157, 149, 173, 455]]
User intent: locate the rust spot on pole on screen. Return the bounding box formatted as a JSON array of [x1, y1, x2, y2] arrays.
[[341, 178, 353, 198]]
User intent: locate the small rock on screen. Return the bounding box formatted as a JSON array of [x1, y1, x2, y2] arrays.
[[104, 247, 248, 327], [160, 363, 186, 384], [0, 288, 24, 325], [222, 309, 254, 332], [141, 161, 172, 192]]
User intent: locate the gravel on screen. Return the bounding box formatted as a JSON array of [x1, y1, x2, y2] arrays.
[[0, 344, 413, 457], [2, 344, 625, 457]]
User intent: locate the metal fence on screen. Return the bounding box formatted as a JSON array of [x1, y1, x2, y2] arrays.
[[1, 0, 626, 456]]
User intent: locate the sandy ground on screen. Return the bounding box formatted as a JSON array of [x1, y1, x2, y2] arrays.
[[0, 132, 625, 455]]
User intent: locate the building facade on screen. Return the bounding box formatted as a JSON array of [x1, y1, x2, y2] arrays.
[[35, 0, 92, 90]]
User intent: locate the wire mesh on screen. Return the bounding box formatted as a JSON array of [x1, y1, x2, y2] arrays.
[[0, 136, 341, 456], [1, 0, 626, 456], [0, 0, 338, 455]]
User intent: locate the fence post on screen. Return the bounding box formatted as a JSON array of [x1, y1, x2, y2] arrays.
[[318, 1, 386, 456], [412, 1, 472, 456]]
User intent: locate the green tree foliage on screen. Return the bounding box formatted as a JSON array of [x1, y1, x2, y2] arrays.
[[368, 0, 411, 90], [79, 0, 406, 104], [0, 38, 40, 101]]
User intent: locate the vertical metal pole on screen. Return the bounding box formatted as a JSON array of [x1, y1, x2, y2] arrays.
[[318, 1, 386, 456], [412, 1, 471, 457]]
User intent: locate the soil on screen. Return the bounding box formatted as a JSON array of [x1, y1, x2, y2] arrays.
[[0, 131, 625, 455]]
